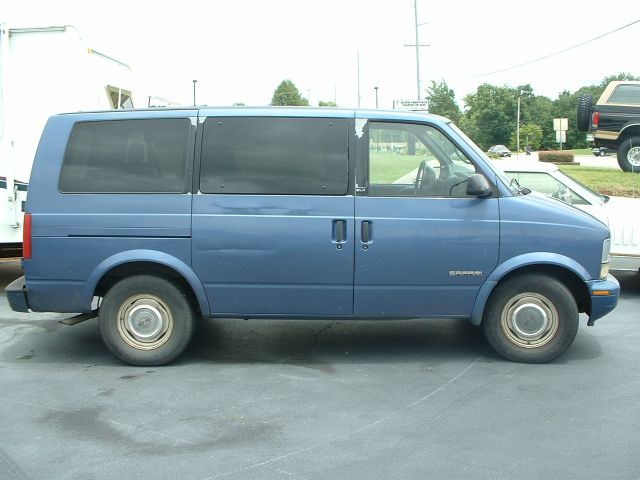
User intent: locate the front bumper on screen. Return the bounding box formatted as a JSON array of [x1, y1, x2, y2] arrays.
[[6, 275, 30, 312], [586, 274, 620, 325]]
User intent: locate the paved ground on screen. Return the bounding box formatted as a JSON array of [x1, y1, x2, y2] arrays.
[[1, 260, 639, 480]]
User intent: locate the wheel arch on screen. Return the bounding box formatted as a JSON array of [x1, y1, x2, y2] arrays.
[[84, 250, 211, 316], [619, 123, 640, 140], [470, 256, 591, 325]]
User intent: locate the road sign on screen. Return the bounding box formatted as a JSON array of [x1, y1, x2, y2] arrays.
[[553, 118, 568, 131], [553, 118, 568, 150], [393, 99, 429, 112]]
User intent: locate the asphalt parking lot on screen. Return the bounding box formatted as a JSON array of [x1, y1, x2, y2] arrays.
[[1, 260, 639, 480]]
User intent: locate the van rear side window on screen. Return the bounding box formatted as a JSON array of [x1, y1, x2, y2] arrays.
[[199, 117, 349, 195], [59, 119, 191, 193]]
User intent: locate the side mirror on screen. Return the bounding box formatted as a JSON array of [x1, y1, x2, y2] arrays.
[[466, 174, 493, 197]]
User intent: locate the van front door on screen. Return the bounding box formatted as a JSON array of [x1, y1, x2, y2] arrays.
[[354, 120, 499, 318], [192, 113, 354, 317]]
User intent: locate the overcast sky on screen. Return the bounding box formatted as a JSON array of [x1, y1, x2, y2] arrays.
[[4, 0, 639, 109]]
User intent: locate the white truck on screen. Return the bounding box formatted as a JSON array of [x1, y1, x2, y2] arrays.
[[0, 23, 135, 255]]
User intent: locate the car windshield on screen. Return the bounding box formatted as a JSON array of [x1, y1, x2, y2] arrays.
[[552, 168, 608, 205], [447, 123, 519, 194]]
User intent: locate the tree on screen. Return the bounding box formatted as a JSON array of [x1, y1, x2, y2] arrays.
[[270, 80, 309, 106], [318, 100, 337, 107], [461, 83, 519, 150], [509, 123, 543, 150], [425, 80, 461, 123]]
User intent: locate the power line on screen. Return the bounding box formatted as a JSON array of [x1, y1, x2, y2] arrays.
[[465, 18, 640, 80]]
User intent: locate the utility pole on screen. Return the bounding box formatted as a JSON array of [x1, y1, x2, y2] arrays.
[[404, 1, 429, 100], [374, 86, 379, 108], [413, 1, 420, 99]]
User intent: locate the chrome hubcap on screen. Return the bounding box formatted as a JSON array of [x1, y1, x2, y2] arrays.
[[501, 293, 558, 348], [627, 146, 640, 167], [117, 295, 173, 350]]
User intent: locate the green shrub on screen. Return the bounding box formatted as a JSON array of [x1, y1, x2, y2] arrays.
[[539, 151, 576, 164]]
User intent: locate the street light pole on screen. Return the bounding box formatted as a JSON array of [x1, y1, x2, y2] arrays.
[[192, 79, 197, 106], [374, 86, 379, 108]]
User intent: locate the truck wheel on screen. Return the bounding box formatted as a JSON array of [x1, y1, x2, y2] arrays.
[[99, 275, 196, 366], [482, 274, 578, 363], [576, 94, 593, 132], [617, 136, 640, 173]]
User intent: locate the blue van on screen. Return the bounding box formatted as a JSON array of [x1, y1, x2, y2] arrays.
[[6, 108, 619, 365]]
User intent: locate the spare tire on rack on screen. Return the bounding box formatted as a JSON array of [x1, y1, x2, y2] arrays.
[[577, 93, 594, 132]]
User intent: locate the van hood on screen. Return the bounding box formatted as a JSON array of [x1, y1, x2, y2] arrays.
[[523, 191, 610, 233]]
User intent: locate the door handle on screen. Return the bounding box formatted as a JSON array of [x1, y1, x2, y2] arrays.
[[361, 221, 372, 244], [333, 219, 346, 244]]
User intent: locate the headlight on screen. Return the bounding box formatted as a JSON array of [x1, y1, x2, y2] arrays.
[[600, 238, 611, 279]]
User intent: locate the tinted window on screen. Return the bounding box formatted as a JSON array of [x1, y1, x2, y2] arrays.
[[200, 117, 348, 195], [608, 85, 640, 104], [59, 119, 191, 193]]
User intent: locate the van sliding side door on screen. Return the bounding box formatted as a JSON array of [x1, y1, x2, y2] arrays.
[[191, 111, 355, 317]]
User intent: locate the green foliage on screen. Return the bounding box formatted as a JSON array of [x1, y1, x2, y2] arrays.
[[318, 100, 337, 107], [510, 123, 543, 150], [461, 84, 520, 150], [539, 151, 575, 164], [270, 80, 309, 106], [425, 80, 461, 123], [558, 165, 640, 197], [232, 102, 245, 106]]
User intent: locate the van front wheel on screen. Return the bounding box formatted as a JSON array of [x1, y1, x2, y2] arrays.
[[482, 275, 578, 363], [99, 275, 196, 366]]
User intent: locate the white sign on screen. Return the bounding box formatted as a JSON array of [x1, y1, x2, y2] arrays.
[[555, 130, 566, 143], [394, 99, 429, 112], [553, 118, 568, 131]]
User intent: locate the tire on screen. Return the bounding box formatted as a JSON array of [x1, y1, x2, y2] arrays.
[[99, 275, 196, 366], [576, 93, 593, 132], [617, 136, 640, 173], [482, 274, 579, 363]]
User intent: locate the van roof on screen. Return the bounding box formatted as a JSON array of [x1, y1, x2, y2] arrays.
[[57, 106, 450, 123]]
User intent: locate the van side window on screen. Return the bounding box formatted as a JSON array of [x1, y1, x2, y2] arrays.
[[199, 117, 348, 195], [59, 119, 191, 193], [367, 122, 476, 197]]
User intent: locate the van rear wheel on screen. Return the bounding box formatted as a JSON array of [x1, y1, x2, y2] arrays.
[[99, 275, 196, 366], [482, 274, 578, 363]]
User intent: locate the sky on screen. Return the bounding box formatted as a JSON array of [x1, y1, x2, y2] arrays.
[[3, 0, 640, 109]]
